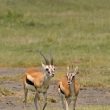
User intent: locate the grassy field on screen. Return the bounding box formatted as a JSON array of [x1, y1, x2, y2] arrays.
[[0, 0, 110, 67], [0, 0, 110, 87], [44, 106, 110, 110], [77, 106, 110, 110], [23, 106, 110, 110]]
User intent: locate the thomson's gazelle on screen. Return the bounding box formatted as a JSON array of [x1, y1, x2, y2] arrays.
[[57, 66, 80, 110], [23, 51, 55, 110]]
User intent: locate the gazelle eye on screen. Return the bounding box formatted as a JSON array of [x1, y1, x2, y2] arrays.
[[54, 68, 55, 71], [72, 76, 75, 79], [46, 68, 49, 71]]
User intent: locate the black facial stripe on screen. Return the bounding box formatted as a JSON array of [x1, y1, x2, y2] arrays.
[[26, 77, 34, 86]]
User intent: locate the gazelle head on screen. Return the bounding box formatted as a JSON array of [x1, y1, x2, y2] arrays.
[[38, 50, 55, 77], [66, 66, 78, 85]]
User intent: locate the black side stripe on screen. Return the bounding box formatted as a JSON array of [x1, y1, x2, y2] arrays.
[[59, 85, 64, 94], [26, 76, 34, 86]]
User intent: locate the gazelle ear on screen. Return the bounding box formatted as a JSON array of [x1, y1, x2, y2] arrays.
[[73, 67, 78, 75], [67, 66, 69, 76], [41, 62, 46, 69]]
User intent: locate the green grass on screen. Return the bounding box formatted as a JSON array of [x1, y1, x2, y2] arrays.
[[27, 106, 110, 110], [76, 106, 110, 110], [0, 0, 110, 67], [0, 0, 110, 87]]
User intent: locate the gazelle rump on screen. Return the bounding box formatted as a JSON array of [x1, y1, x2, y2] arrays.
[[23, 51, 55, 110], [57, 66, 80, 110]]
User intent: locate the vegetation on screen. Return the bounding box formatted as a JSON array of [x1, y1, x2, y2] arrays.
[[0, 74, 22, 82], [0, 1, 110, 109], [0, 0, 110, 86], [24, 106, 110, 110], [44, 106, 110, 110], [0, 0, 110, 68], [76, 106, 110, 110], [0, 86, 16, 97], [53, 67, 110, 88]]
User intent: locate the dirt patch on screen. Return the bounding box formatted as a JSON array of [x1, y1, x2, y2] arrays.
[[0, 68, 110, 110]]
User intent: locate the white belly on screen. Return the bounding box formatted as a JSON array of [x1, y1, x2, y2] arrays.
[[25, 82, 36, 91]]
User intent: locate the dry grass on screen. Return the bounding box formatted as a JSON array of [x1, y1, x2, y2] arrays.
[[0, 86, 16, 97], [28, 106, 110, 110], [53, 67, 110, 88], [0, 74, 22, 82]]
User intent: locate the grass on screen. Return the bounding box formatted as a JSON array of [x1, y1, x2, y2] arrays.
[[0, 0, 110, 68], [0, 74, 22, 82], [0, 69, 110, 88], [53, 67, 110, 88], [26, 106, 110, 110], [76, 106, 110, 110], [23, 95, 57, 105], [47, 106, 110, 110], [0, 86, 16, 97], [0, 0, 110, 88]]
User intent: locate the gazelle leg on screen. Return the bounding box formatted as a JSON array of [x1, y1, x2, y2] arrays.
[[34, 91, 40, 110], [65, 99, 69, 110], [73, 96, 77, 110], [59, 93, 66, 110], [24, 88, 28, 106], [67, 99, 71, 106], [42, 92, 47, 110]]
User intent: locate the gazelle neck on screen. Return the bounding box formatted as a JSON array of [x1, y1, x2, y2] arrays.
[[43, 72, 51, 85], [69, 80, 75, 95]]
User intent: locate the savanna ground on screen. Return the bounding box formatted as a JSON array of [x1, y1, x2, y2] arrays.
[[0, 0, 110, 110], [0, 68, 110, 110]]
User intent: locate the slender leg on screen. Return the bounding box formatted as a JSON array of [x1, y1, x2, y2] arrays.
[[59, 93, 66, 110], [42, 92, 47, 110], [65, 99, 69, 110], [34, 91, 40, 110], [67, 99, 71, 106], [73, 96, 77, 110], [24, 88, 28, 106]]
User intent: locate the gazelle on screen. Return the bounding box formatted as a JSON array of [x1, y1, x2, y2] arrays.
[[57, 66, 80, 110], [23, 51, 55, 110]]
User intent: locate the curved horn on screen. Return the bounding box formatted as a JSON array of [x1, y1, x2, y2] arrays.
[[67, 66, 69, 76], [72, 65, 73, 69], [50, 52, 53, 65], [38, 50, 49, 65], [72, 65, 74, 72]]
